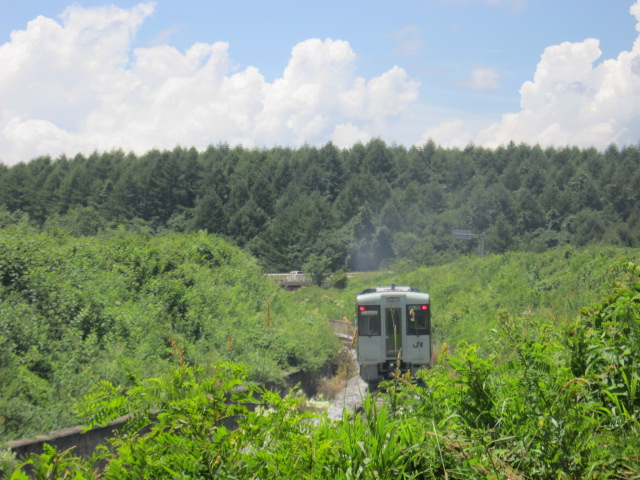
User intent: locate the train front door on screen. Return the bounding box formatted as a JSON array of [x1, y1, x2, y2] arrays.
[[385, 307, 402, 359]]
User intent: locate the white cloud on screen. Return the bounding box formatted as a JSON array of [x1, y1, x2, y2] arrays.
[[331, 123, 371, 147], [418, 120, 470, 148], [461, 67, 501, 91], [424, 0, 640, 150], [0, 4, 419, 165], [478, 31, 640, 148]]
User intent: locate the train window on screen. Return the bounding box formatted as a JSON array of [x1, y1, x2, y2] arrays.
[[358, 305, 381, 336], [406, 304, 430, 335]]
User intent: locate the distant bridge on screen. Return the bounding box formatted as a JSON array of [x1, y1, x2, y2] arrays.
[[266, 273, 314, 290], [266, 271, 363, 290]]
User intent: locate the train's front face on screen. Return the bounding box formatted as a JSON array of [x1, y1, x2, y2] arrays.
[[356, 287, 431, 382]]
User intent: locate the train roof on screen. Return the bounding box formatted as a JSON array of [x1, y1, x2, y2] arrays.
[[358, 285, 423, 295]]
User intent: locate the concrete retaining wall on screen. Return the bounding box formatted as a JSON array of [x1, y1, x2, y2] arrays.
[[3, 369, 324, 461], [5, 415, 133, 460]]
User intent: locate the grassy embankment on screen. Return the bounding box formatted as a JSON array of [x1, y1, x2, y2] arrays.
[[0, 226, 339, 442]]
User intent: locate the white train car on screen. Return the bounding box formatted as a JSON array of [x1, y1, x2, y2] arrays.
[[356, 284, 431, 382]]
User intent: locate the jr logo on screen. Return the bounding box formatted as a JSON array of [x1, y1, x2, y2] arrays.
[[412, 342, 424, 349]]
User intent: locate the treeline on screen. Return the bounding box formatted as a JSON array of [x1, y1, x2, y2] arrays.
[[1, 140, 640, 271]]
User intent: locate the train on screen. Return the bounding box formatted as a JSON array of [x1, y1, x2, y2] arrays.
[[356, 283, 431, 382]]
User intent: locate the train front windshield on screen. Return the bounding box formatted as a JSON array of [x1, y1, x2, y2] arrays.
[[358, 305, 381, 336], [407, 304, 430, 336]]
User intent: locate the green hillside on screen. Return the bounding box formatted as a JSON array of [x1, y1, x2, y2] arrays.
[[0, 225, 338, 442]]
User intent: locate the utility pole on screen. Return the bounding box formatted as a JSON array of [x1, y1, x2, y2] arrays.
[[452, 229, 486, 257]]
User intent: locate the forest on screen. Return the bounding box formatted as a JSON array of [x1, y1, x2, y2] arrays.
[[1, 139, 639, 273]]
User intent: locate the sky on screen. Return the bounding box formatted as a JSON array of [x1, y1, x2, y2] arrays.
[[1, 0, 639, 165]]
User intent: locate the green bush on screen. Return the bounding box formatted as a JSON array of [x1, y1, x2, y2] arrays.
[[0, 227, 339, 442], [331, 269, 348, 289]]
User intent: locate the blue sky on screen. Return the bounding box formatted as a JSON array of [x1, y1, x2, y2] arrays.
[[1, 0, 639, 164]]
